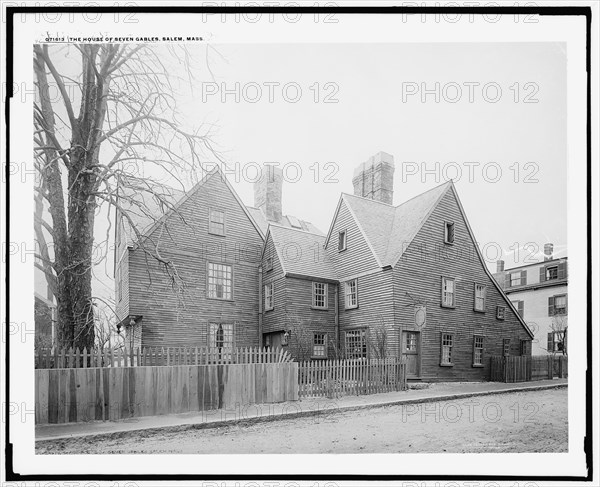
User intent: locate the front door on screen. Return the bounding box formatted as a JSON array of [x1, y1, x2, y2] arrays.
[[402, 331, 420, 378]]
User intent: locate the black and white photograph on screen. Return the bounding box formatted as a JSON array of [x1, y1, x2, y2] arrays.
[[1, 2, 597, 485]]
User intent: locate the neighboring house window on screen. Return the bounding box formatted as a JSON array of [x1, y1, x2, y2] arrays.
[[474, 284, 486, 312], [313, 333, 327, 358], [440, 333, 453, 365], [208, 209, 225, 236], [208, 323, 234, 357], [473, 335, 484, 366], [503, 338, 511, 356], [207, 262, 233, 300], [312, 282, 328, 309], [547, 331, 566, 353], [549, 294, 567, 316], [265, 256, 273, 272], [510, 271, 522, 287], [338, 230, 347, 251], [496, 306, 506, 320], [264, 282, 274, 311], [345, 329, 367, 358], [441, 277, 455, 307], [345, 279, 358, 309], [545, 265, 558, 281], [511, 300, 524, 317], [444, 221, 455, 244]]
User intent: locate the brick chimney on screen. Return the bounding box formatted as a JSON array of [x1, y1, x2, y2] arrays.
[[496, 260, 505, 272], [544, 243, 554, 261], [254, 164, 283, 223], [352, 151, 395, 204]]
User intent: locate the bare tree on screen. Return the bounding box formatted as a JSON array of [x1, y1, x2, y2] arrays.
[[549, 315, 568, 356], [33, 44, 218, 349]]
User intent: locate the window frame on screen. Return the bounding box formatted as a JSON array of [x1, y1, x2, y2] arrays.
[[503, 338, 511, 357], [265, 256, 273, 272], [472, 334, 484, 367], [496, 305, 506, 320], [338, 230, 347, 252], [208, 322, 235, 359], [511, 299, 525, 317], [264, 282, 274, 311], [545, 265, 559, 281], [344, 278, 358, 309], [311, 282, 329, 310], [312, 332, 328, 359], [554, 294, 568, 315], [474, 283, 486, 312], [444, 221, 455, 244], [345, 328, 367, 359], [441, 276, 456, 308], [440, 332, 454, 366], [207, 261, 234, 301], [208, 208, 226, 236]]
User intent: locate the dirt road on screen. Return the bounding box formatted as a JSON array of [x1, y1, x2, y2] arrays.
[[36, 388, 567, 454]]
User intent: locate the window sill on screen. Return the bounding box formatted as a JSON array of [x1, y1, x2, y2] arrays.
[[443, 241, 454, 245], [310, 306, 329, 311], [440, 304, 455, 309], [311, 356, 327, 360], [207, 297, 234, 302], [208, 231, 226, 237], [345, 305, 359, 310], [338, 248, 347, 253], [474, 308, 486, 314], [439, 363, 454, 367], [265, 307, 274, 313], [472, 364, 484, 368]]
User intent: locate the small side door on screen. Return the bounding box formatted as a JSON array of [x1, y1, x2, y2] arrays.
[[402, 330, 421, 378]]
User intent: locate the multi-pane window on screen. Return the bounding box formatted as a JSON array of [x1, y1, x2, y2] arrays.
[[338, 230, 347, 251], [496, 306, 506, 320], [265, 257, 273, 272], [313, 333, 327, 358], [404, 332, 418, 352], [208, 322, 234, 358], [474, 284, 486, 311], [554, 295, 567, 315], [512, 300, 524, 317], [547, 331, 566, 353], [345, 279, 358, 309], [473, 335, 484, 366], [510, 272, 522, 287], [345, 329, 367, 358], [441, 333, 453, 365], [207, 262, 233, 300], [444, 221, 455, 244], [264, 282, 274, 311], [209, 209, 225, 236], [545, 266, 558, 280], [503, 338, 511, 356], [312, 282, 328, 309], [441, 277, 455, 307]]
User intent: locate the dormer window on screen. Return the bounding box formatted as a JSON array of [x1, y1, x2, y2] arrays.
[[444, 221, 455, 244], [338, 230, 347, 251]]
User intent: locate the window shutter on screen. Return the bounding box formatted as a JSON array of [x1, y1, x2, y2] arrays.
[[564, 295, 568, 314], [439, 332, 443, 364], [520, 270, 527, 285], [519, 301, 524, 317], [539, 267, 546, 283], [548, 296, 555, 316], [547, 332, 553, 352], [505, 273, 511, 289], [558, 261, 567, 280]]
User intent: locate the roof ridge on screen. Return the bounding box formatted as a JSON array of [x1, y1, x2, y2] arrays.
[[393, 180, 453, 209]]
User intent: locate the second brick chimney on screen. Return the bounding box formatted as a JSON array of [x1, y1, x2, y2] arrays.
[[544, 243, 554, 261], [352, 151, 395, 205], [254, 164, 283, 223]]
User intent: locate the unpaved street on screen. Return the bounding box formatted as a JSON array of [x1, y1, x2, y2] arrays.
[[36, 388, 567, 454]]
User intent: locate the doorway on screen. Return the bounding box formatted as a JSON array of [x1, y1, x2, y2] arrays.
[[402, 330, 421, 378]]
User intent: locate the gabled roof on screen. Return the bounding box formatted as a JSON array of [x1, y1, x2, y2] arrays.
[[266, 224, 337, 281], [325, 181, 451, 268]]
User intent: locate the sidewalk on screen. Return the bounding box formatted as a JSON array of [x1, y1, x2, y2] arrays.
[[36, 378, 567, 442]]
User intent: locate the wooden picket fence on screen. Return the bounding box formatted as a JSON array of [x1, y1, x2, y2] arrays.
[[490, 355, 568, 383], [35, 346, 292, 369], [298, 358, 407, 399]]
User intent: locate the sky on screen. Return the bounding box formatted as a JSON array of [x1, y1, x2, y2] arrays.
[[36, 41, 568, 300]]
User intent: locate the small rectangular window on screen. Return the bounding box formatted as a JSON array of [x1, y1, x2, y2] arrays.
[[441, 277, 455, 307], [474, 284, 486, 312], [520, 340, 529, 356], [554, 294, 567, 315], [496, 306, 506, 320], [503, 338, 511, 356], [473, 335, 484, 366], [345, 279, 358, 309], [512, 300, 524, 317], [510, 272, 521, 287], [312, 282, 328, 309], [264, 282, 274, 311], [313, 333, 327, 358], [338, 230, 347, 251], [441, 333, 453, 365], [209, 209, 225, 236], [265, 257, 273, 272], [546, 266, 558, 280], [444, 221, 455, 244]]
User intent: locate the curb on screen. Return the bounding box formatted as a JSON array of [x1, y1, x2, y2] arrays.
[[36, 382, 567, 444]]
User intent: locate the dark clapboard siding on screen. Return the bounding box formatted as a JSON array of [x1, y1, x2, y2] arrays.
[[128, 171, 264, 348], [393, 185, 532, 381], [325, 198, 380, 278]]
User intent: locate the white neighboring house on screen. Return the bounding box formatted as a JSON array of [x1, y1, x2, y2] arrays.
[[493, 243, 567, 356]]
